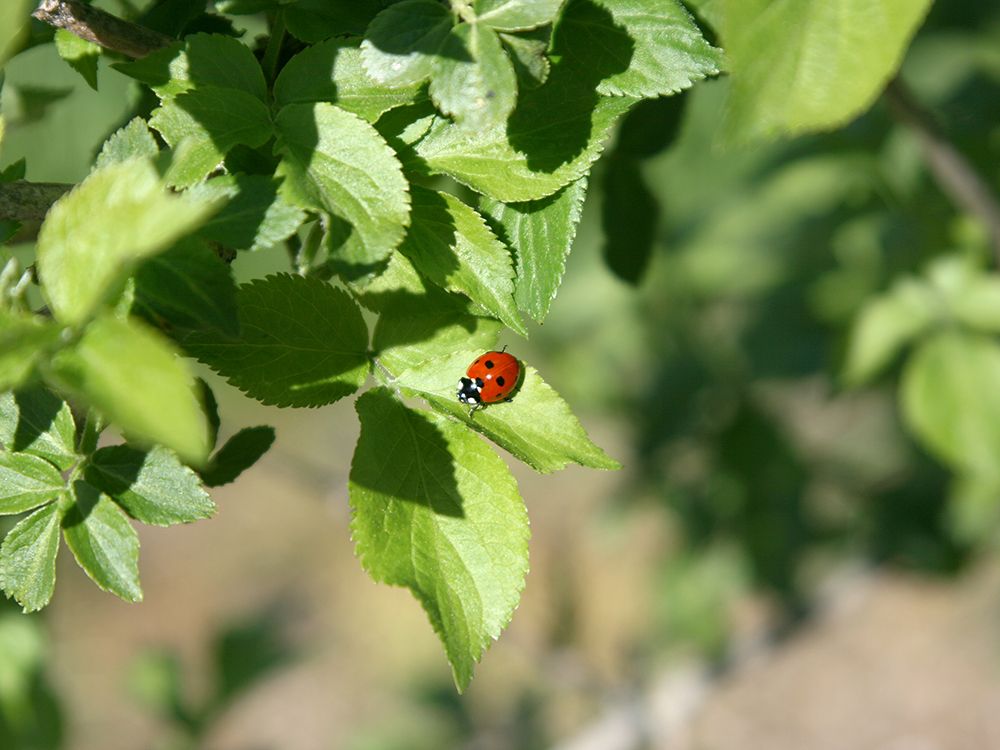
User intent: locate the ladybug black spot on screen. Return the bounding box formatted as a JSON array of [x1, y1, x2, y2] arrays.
[[485, 360, 494, 369], [496, 376, 505, 387]]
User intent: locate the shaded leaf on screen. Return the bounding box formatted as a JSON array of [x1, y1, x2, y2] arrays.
[[350, 388, 529, 690], [286, 0, 392, 41], [63, 481, 142, 602], [360, 0, 453, 86], [86, 445, 215, 526], [201, 426, 275, 487], [191, 175, 306, 252], [183, 274, 370, 407], [0, 388, 77, 471], [54, 29, 100, 90], [474, 0, 564, 31], [0, 311, 62, 391]]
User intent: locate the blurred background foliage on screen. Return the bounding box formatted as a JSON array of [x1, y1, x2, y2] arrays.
[[2, 0, 1000, 748]]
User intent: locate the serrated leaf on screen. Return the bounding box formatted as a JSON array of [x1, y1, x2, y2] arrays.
[[286, 0, 392, 42], [372, 258, 502, 378], [479, 176, 586, 322], [275, 38, 422, 123], [114, 34, 268, 102], [558, 0, 722, 98], [474, 0, 564, 31], [396, 349, 620, 472], [63, 481, 142, 602], [134, 238, 240, 335], [901, 331, 1000, 477], [276, 102, 410, 264], [601, 156, 657, 284], [361, 0, 453, 86], [50, 315, 210, 466], [415, 81, 634, 202], [843, 278, 935, 386], [401, 187, 524, 335], [0, 502, 63, 612], [183, 274, 370, 407], [96, 118, 160, 170], [151, 87, 274, 187], [350, 388, 529, 690], [0, 453, 64, 515], [0, 388, 77, 471], [499, 30, 550, 89], [85, 445, 215, 526], [0, 311, 62, 391], [721, 0, 933, 141], [36, 159, 218, 325], [428, 23, 517, 128], [54, 28, 101, 90], [191, 174, 306, 252], [200, 426, 275, 487]]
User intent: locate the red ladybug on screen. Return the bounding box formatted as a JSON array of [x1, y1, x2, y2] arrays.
[[457, 350, 521, 413]]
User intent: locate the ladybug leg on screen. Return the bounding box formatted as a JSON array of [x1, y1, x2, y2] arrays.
[[468, 403, 481, 419]]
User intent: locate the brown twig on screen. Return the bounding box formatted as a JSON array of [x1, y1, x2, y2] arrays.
[[32, 0, 172, 59], [0, 181, 72, 222], [884, 77, 1000, 264]]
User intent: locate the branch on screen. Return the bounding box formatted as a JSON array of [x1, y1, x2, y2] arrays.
[[0, 181, 71, 222], [32, 0, 172, 59], [884, 77, 1000, 264]]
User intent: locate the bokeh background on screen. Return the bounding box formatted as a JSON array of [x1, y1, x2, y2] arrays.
[[3, 1, 1000, 748]]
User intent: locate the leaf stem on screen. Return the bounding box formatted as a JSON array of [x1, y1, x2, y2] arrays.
[[883, 77, 1000, 265]]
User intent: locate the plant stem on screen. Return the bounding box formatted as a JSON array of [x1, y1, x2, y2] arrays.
[[883, 77, 1000, 265], [0, 181, 71, 222], [32, 0, 172, 59]]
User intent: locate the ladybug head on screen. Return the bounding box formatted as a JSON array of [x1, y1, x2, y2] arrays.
[[457, 376, 483, 405]]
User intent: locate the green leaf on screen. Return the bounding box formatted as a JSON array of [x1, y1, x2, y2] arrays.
[[216, 0, 279, 12], [948, 276, 1000, 333], [54, 29, 101, 90], [499, 30, 550, 89], [350, 388, 529, 690], [95, 118, 160, 170], [36, 159, 219, 325], [415, 86, 634, 202], [286, 0, 391, 42], [843, 278, 935, 386], [361, 0, 453, 86], [275, 38, 422, 123], [401, 187, 524, 335], [0, 388, 77, 471], [558, 0, 722, 98], [479, 176, 586, 322], [85, 445, 215, 526], [428, 23, 517, 128], [474, 0, 564, 31], [0, 0, 31, 66], [134, 238, 240, 335], [0, 453, 64, 515], [191, 175, 306, 252], [372, 257, 502, 378], [150, 87, 274, 187], [114, 34, 268, 102], [0, 311, 62, 391], [601, 156, 657, 284], [183, 274, 370, 407], [901, 331, 1000, 477], [721, 0, 933, 140], [275, 102, 410, 264], [50, 315, 210, 466], [200, 426, 275, 487], [397, 349, 620, 472], [0, 502, 63, 612], [63, 481, 142, 602]]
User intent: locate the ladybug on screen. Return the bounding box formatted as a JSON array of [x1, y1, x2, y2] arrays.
[[457, 350, 521, 414]]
